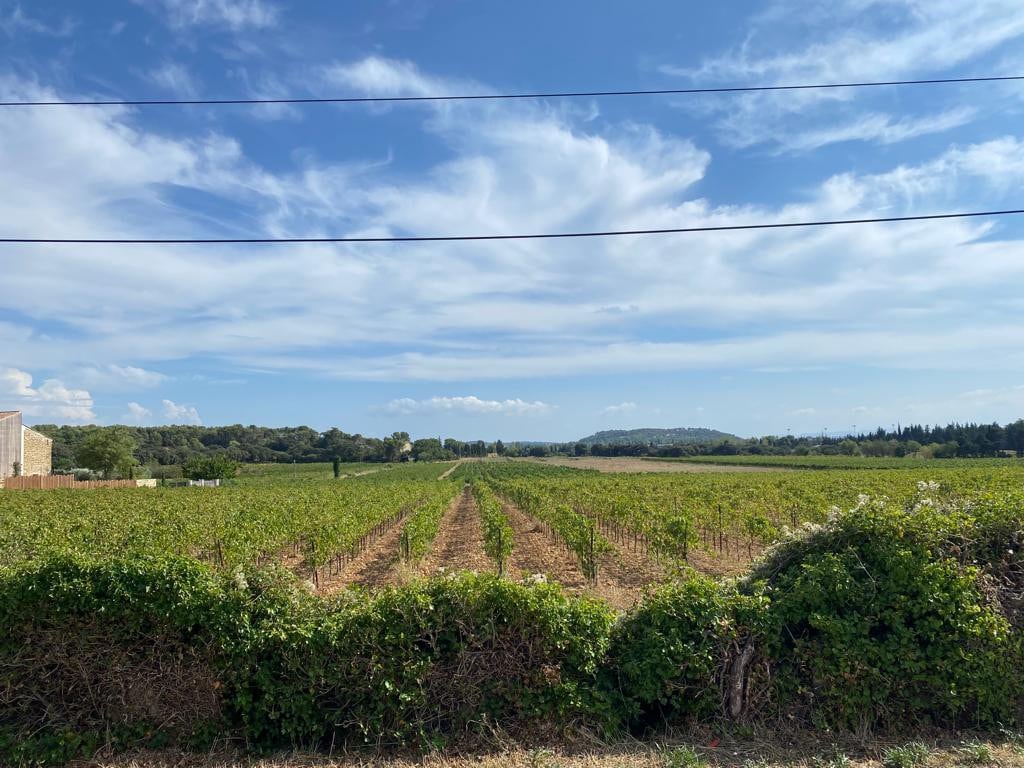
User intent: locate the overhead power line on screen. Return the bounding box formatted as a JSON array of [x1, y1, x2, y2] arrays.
[[3, 208, 1022, 245], [2, 74, 1022, 108]]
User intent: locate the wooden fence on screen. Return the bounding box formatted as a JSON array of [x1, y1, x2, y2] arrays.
[[0, 475, 143, 490]]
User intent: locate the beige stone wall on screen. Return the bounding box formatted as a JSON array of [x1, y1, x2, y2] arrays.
[[22, 427, 52, 476], [0, 412, 20, 478]]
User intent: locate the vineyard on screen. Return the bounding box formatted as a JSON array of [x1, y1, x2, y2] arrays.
[[4, 458, 1024, 591], [2, 458, 1023, 762]]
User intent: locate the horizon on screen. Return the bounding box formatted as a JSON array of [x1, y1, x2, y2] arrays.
[[3, 1, 1024, 440], [20, 418, 1005, 446]]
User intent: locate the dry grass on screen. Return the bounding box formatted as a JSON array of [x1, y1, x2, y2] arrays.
[[77, 730, 1024, 767]]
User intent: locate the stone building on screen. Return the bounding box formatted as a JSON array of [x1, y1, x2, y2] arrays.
[[0, 411, 53, 478]]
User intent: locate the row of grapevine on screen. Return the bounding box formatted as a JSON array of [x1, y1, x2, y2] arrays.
[[453, 459, 1024, 570], [460, 465, 613, 582], [471, 481, 514, 575], [399, 482, 460, 563]]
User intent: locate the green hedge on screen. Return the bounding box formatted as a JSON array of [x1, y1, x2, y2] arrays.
[[744, 496, 1023, 729], [1, 498, 1021, 764]]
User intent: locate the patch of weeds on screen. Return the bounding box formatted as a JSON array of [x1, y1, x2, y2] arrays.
[[524, 747, 558, 768], [882, 742, 931, 768], [661, 745, 707, 768], [811, 747, 851, 768], [956, 741, 994, 765]]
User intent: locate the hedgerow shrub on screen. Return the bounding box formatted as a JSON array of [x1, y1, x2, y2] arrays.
[[602, 576, 767, 730], [745, 495, 1023, 730], [231, 573, 616, 748], [0, 556, 246, 765], [2, 491, 1021, 763]]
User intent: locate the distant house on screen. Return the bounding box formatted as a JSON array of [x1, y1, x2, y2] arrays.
[[0, 411, 53, 479]]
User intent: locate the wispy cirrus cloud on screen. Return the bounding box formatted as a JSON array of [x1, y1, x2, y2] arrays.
[[79, 365, 167, 391], [134, 0, 278, 30], [0, 4, 76, 37], [602, 402, 637, 416], [145, 62, 201, 97], [663, 0, 1024, 150], [377, 396, 554, 416], [2, 53, 1024, 425]]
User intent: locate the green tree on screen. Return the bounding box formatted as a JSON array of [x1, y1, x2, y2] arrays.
[[182, 454, 239, 480], [838, 439, 858, 456], [75, 429, 138, 479]]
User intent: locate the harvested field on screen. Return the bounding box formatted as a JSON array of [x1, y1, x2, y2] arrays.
[[525, 456, 796, 473]]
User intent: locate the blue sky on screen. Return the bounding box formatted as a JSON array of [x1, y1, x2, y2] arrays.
[[2, 0, 1024, 441]]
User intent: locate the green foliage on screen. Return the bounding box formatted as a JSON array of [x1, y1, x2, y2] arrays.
[[472, 480, 514, 575], [957, 741, 995, 765], [230, 572, 615, 748], [399, 482, 459, 563], [74, 427, 138, 478], [881, 742, 931, 768], [746, 498, 1023, 729], [659, 745, 707, 768], [0, 556, 243, 764], [604, 577, 766, 727], [2, 462, 1023, 763], [182, 454, 239, 480]]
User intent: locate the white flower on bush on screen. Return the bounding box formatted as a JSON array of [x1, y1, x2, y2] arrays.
[[916, 480, 941, 493], [231, 566, 248, 592]]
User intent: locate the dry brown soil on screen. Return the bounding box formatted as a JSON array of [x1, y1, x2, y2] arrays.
[[524, 456, 794, 473], [418, 485, 493, 578]]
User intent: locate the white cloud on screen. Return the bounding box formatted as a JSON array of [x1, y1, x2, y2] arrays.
[[665, 0, 1024, 149], [323, 55, 480, 99], [776, 108, 976, 153], [123, 402, 152, 424], [162, 399, 202, 424], [79, 365, 167, 390], [852, 405, 881, 416], [602, 402, 637, 415], [790, 407, 817, 416], [2, 62, 1024, 393], [378, 396, 554, 416], [146, 62, 200, 97], [135, 0, 278, 30], [0, 367, 95, 421], [1, 4, 75, 37]]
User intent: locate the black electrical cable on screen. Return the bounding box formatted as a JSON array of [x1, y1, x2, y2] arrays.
[[3, 209, 1021, 245], [1, 74, 1021, 107]]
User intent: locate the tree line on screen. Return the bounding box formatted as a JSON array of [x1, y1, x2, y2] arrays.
[[32, 424, 518, 471], [564, 420, 1024, 459], [32, 418, 1024, 473]]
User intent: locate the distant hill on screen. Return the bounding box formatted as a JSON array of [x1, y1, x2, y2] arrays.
[[576, 427, 740, 446]]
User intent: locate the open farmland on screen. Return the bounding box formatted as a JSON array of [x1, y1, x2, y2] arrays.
[[4, 457, 1024, 593], [3, 458, 1024, 764]]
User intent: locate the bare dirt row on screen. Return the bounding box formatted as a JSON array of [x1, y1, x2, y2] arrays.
[[282, 485, 681, 608], [501, 498, 667, 610], [418, 485, 494, 577]]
